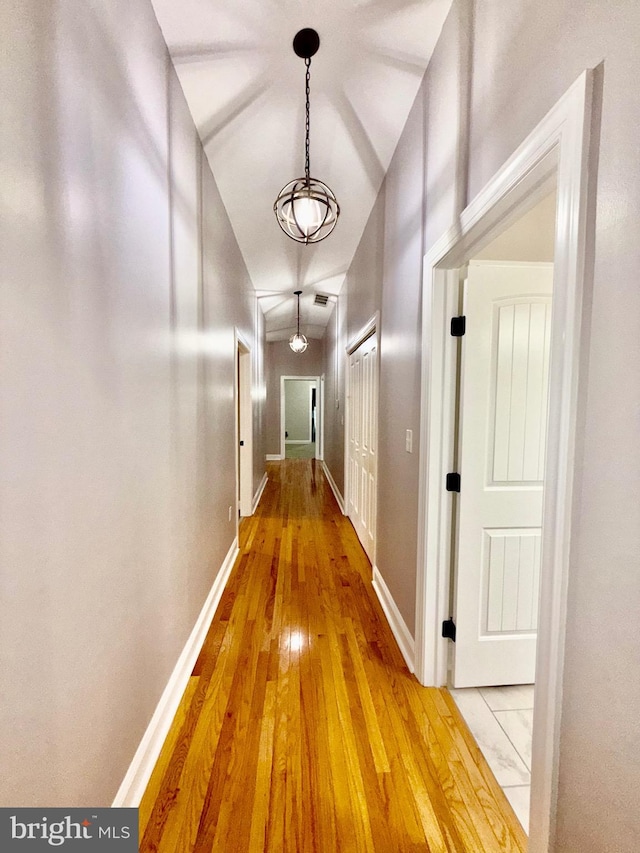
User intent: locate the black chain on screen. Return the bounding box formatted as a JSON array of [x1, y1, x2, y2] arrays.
[[304, 57, 311, 184]]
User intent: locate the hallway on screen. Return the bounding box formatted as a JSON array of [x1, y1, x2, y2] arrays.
[[139, 460, 525, 852]]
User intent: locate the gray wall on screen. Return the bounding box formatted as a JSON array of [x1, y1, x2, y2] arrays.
[[323, 1, 640, 849], [323, 90, 425, 634], [0, 0, 264, 807], [265, 341, 324, 456]]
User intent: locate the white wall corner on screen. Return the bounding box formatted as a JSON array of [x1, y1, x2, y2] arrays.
[[252, 473, 268, 513], [266, 454, 283, 461], [372, 566, 415, 673], [321, 460, 345, 514], [111, 536, 240, 808]]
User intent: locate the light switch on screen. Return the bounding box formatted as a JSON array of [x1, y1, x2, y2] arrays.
[[405, 429, 413, 453]]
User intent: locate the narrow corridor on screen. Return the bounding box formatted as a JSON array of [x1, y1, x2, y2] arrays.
[[139, 460, 526, 852]]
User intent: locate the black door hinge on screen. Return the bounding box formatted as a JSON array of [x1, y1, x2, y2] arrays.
[[450, 315, 466, 337], [442, 618, 456, 641], [446, 472, 461, 492]]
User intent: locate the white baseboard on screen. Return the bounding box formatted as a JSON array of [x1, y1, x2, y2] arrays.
[[372, 566, 415, 674], [252, 473, 268, 513], [321, 461, 345, 514], [112, 536, 239, 807], [285, 439, 312, 444], [266, 454, 282, 461]]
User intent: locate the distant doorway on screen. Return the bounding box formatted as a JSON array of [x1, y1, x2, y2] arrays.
[[280, 376, 321, 461]]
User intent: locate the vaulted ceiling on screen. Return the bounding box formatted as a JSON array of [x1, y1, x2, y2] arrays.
[[150, 0, 452, 340]]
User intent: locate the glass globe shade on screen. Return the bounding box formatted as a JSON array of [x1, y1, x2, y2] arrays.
[[274, 177, 339, 244], [289, 332, 308, 353]]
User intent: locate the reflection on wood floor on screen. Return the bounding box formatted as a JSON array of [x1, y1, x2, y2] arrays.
[[139, 459, 526, 852]]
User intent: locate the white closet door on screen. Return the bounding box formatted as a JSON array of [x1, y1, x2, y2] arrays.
[[453, 262, 553, 687], [348, 332, 378, 564]]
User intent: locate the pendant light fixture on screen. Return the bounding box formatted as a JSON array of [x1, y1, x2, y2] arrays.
[[274, 28, 340, 244], [289, 290, 308, 353]]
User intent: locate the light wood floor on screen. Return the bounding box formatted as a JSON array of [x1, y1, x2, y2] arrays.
[[139, 460, 527, 852]]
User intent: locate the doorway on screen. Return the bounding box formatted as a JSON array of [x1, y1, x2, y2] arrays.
[[236, 333, 253, 520], [415, 71, 593, 851], [280, 376, 321, 460], [447, 192, 556, 832]]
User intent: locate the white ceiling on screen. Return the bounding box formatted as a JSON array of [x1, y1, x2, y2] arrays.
[[150, 0, 453, 340]]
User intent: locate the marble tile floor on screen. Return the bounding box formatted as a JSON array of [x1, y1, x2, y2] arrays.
[[448, 684, 535, 834]]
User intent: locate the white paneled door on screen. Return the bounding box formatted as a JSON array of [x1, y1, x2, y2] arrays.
[[453, 262, 553, 687], [348, 332, 378, 564]]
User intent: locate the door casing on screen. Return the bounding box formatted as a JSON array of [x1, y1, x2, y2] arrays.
[[235, 330, 253, 521], [280, 375, 322, 460], [414, 70, 594, 852]]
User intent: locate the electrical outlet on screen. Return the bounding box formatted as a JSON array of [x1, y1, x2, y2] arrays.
[[405, 429, 413, 453]]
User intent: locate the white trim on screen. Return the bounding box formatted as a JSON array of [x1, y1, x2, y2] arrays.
[[280, 375, 320, 459], [235, 328, 253, 520], [252, 473, 268, 513], [235, 327, 252, 353], [317, 375, 325, 460], [309, 384, 315, 444], [285, 439, 313, 445], [372, 566, 415, 674], [415, 268, 460, 689], [266, 454, 283, 461], [321, 460, 345, 514], [469, 259, 555, 269], [112, 536, 240, 807], [346, 311, 379, 355], [414, 70, 594, 853]]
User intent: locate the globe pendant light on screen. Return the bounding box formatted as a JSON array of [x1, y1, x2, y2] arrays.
[[274, 29, 340, 244], [289, 290, 308, 353]]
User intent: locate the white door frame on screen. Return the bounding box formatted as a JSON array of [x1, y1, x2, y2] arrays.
[[280, 376, 321, 459], [344, 313, 380, 565], [415, 70, 594, 852], [317, 375, 325, 461], [235, 329, 253, 521]]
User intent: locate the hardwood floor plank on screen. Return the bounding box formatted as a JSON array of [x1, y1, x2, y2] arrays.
[[248, 680, 277, 853], [139, 676, 200, 840], [343, 620, 390, 775], [439, 690, 528, 852], [140, 460, 527, 852]]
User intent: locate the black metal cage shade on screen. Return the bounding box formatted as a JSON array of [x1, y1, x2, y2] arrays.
[[274, 28, 339, 244], [274, 177, 340, 244]]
